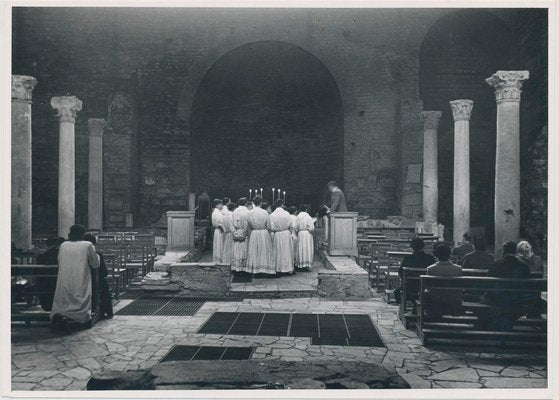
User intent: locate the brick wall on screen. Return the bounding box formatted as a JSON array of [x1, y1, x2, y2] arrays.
[[12, 8, 546, 241]]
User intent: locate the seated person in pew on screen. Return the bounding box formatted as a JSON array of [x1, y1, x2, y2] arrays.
[[84, 234, 114, 319], [517, 240, 544, 274], [451, 232, 474, 262], [476, 241, 544, 330], [423, 244, 463, 319], [462, 234, 494, 271], [395, 237, 436, 306], [36, 236, 65, 311], [50, 225, 100, 332]]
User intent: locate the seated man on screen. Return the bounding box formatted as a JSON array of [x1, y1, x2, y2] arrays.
[[462, 235, 494, 271], [396, 237, 436, 307], [477, 241, 535, 330], [451, 232, 474, 263], [423, 244, 463, 319]]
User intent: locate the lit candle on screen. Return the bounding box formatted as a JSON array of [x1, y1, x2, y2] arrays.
[[277, 188, 281, 202], [283, 191, 286, 203], [272, 188, 275, 203], [260, 188, 263, 199], [249, 189, 252, 200]]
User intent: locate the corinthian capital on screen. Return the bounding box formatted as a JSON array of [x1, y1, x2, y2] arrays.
[[485, 70, 529, 104], [450, 100, 474, 121], [12, 75, 37, 102], [88, 118, 106, 137], [420, 111, 442, 130], [51, 96, 83, 123]]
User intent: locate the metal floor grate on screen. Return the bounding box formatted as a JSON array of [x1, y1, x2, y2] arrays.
[[116, 297, 205, 316], [198, 312, 385, 348], [160, 345, 255, 362]]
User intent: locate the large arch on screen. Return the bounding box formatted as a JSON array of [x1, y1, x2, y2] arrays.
[[188, 41, 344, 210], [419, 10, 516, 243]]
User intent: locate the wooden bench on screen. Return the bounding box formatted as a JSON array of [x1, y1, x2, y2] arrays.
[[398, 267, 489, 328], [416, 275, 547, 348], [11, 264, 100, 327]]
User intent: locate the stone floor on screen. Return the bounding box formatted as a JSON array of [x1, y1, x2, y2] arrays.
[[11, 293, 547, 391]]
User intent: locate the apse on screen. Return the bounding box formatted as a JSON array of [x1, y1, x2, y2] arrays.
[[190, 41, 344, 210]]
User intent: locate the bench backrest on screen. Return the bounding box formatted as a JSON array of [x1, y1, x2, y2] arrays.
[[419, 275, 547, 292]]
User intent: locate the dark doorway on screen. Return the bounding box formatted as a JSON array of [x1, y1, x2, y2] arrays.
[[190, 41, 344, 211]]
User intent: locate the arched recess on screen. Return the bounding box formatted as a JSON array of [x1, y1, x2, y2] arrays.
[[419, 10, 516, 243], [188, 41, 344, 210]]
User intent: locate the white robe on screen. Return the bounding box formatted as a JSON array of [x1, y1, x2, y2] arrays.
[[297, 211, 315, 269], [270, 208, 294, 273], [211, 208, 225, 263], [290, 214, 299, 266], [247, 207, 274, 274], [51, 241, 100, 323], [222, 210, 235, 265], [231, 205, 249, 272]]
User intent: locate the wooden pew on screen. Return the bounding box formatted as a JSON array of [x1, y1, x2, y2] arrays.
[[398, 267, 488, 328], [11, 264, 100, 327], [416, 275, 547, 348]]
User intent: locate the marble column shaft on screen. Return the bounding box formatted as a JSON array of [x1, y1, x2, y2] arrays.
[[450, 99, 473, 245], [51, 96, 82, 237], [420, 111, 442, 224], [11, 75, 37, 250], [88, 119, 106, 231], [486, 70, 529, 253]]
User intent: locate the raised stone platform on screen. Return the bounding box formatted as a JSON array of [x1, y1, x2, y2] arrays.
[[87, 359, 409, 390], [169, 262, 230, 297], [317, 251, 371, 298]]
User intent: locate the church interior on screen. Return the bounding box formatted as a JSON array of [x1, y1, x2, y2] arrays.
[[9, 6, 550, 392]]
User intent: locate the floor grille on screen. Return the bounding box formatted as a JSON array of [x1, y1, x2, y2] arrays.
[[198, 312, 384, 348], [116, 297, 205, 316], [160, 345, 255, 362]]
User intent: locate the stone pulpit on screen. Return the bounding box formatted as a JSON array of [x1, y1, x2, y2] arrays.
[[328, 212, 358, 257]]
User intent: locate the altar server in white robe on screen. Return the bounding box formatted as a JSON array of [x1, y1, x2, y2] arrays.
[[288, 206, 299, 268], [211, 199, 225, 263], [270, 199, 294, 274], [222, 202, 236, 265], [247, 196, 274, 275], [231, 197, 250, 272], [297, 204, 315, 270], [51, 224, 99, 325], [221, 197, 231, 216]]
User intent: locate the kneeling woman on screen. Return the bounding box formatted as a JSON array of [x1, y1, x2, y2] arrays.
[[51, 224, 99, 330]]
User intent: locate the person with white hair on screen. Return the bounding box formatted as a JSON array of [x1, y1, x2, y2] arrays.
[[517, 240, 543, 274]]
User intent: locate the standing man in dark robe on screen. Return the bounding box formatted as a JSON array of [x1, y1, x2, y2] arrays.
[[326, 180, 347, 213]]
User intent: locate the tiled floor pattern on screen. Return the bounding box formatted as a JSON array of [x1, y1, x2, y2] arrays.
[[11, 296, 547, 391]]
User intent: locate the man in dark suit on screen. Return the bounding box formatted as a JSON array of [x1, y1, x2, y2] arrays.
[[476, 241, 532, 330], [326, 181, 347, 213]]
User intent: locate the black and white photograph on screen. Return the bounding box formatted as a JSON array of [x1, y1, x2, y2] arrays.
[[2, 1, 556, 397]]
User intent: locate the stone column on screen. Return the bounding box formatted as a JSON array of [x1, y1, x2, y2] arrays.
[[51, 96, 82, 237], [11, 75, 37, 250], [486, 71, 529, 252], [87, 118, 106, 231], [450, 99, 473, 245], [420, 111, 442, 224]]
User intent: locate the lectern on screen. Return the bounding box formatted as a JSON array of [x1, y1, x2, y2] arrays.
[[328, 212, 358, 257], [166, 211, 195, 251]]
